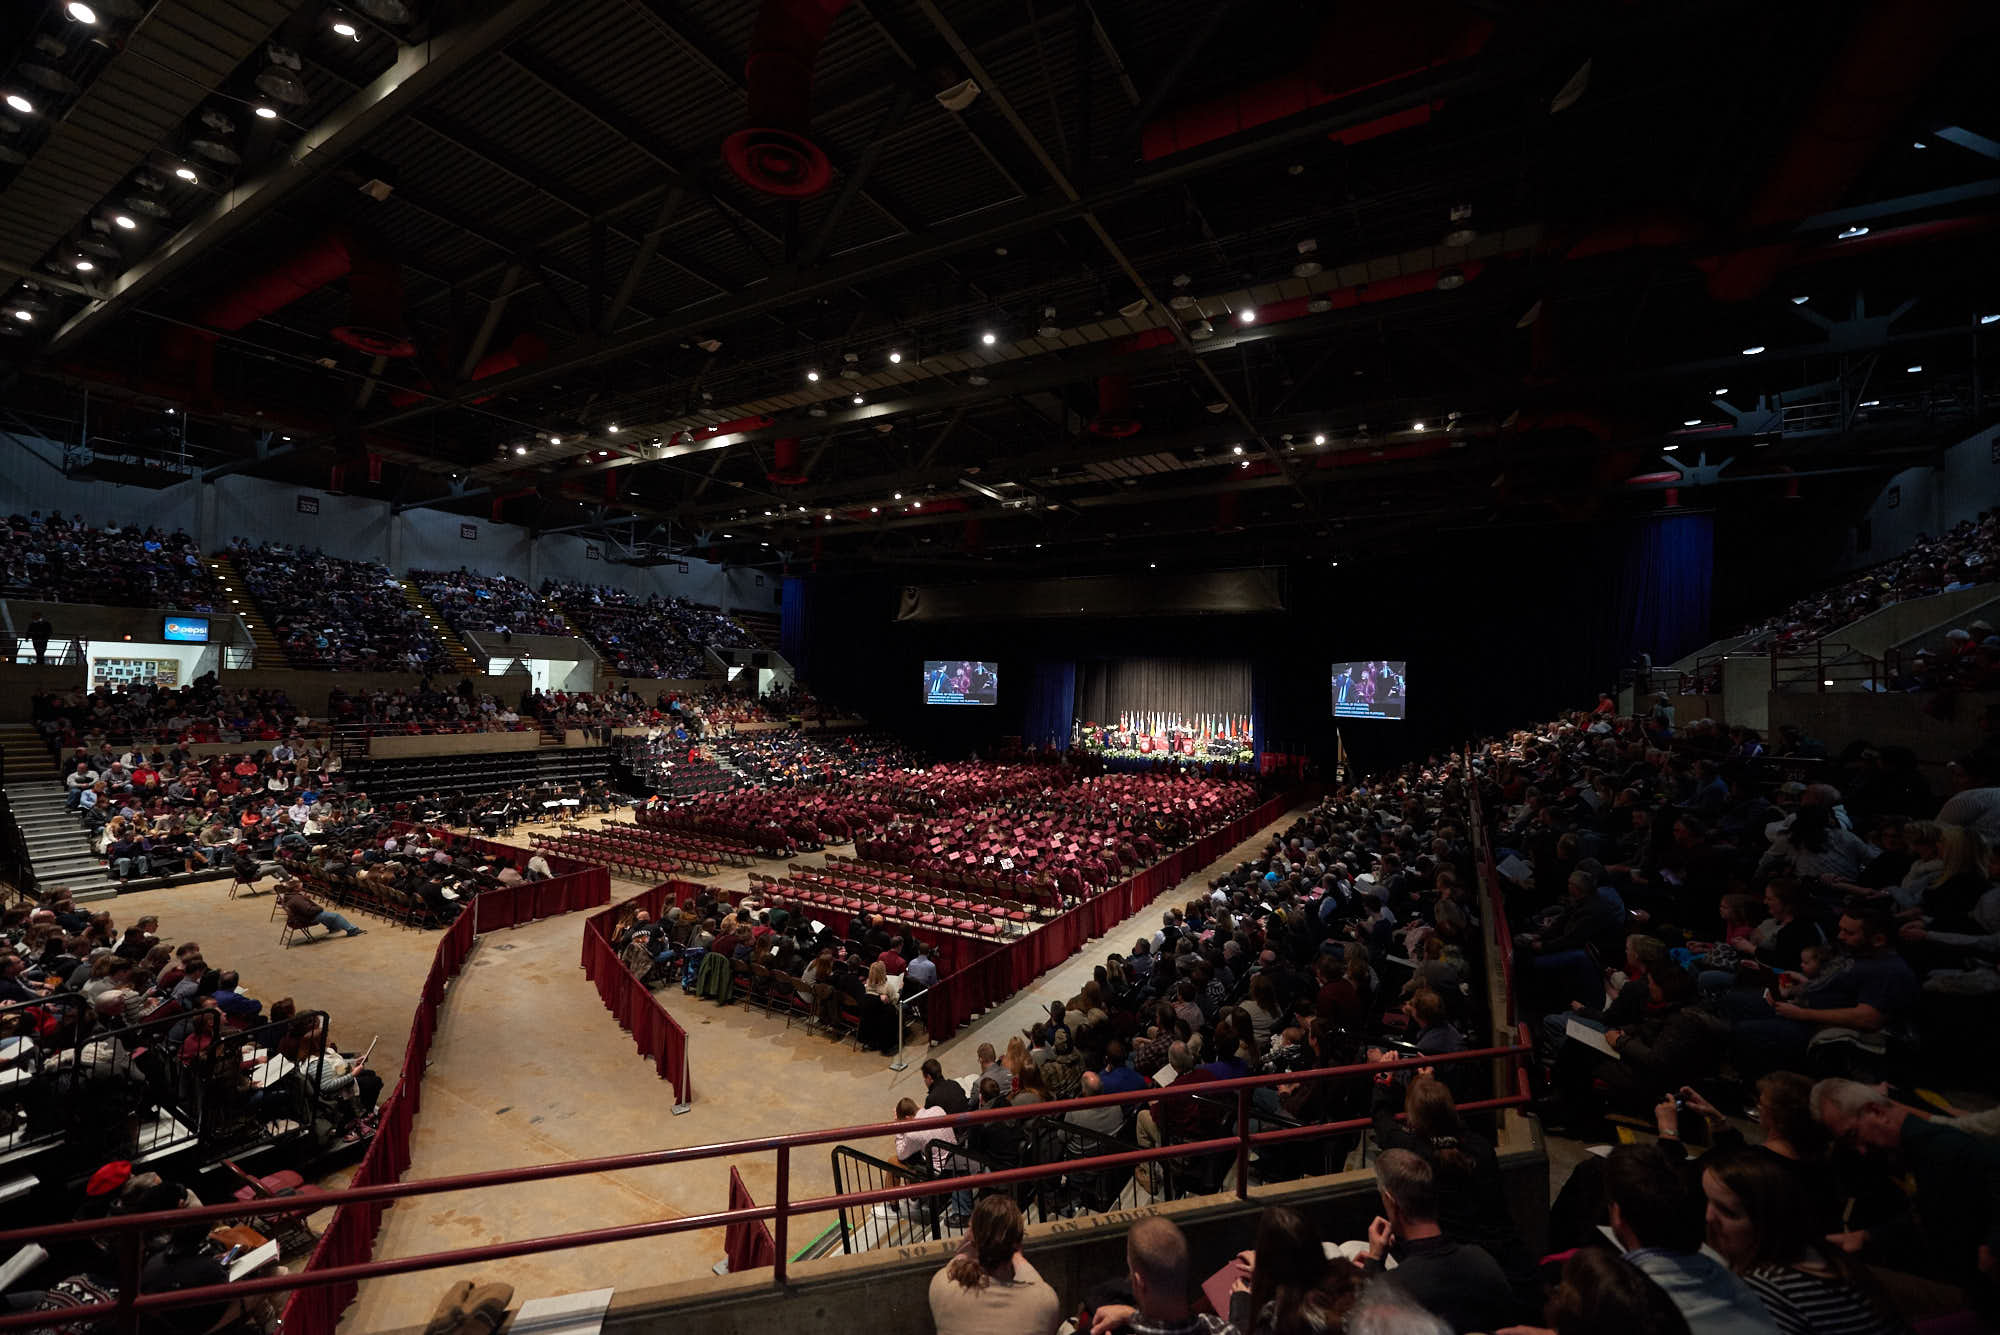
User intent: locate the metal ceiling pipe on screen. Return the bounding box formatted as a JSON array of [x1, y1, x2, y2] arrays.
[[723, 0, 853, 197], [386, 331, 547, 408], [1703, 0, 1973, 301], [1139, 0, 1490, 160]]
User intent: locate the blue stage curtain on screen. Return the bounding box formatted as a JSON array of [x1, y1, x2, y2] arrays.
[[1023, 660, 1077, 749], [780, 576, 808, 676], [1610, 513, 1714, 671]]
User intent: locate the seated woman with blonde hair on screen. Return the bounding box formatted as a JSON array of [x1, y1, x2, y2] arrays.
[[928, 1195, 1060, 1335]]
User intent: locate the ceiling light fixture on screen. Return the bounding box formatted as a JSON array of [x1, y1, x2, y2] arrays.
[[66, 1, 98, 21], [174, 166, 197, 181], [253, 105, 278, 120], [1412, 421, 1426, 432], [1312, 433, 1326, 445], [332, 19, 358, 37], [1906, 364, 1923, 373], [1859, 399, 1880, 407], [888, 349, 902, 364], [805, 368, 819, 382], [73, 259, 93, 271], [869, 506, 878, 514], [823, 513, 831, 520], [1663, 443, 1681, 452], [1741, 345, 1766, 355], [548, 435, 560, 444], [514, 445, 527, 455], [1790, 295, 1809, 304], [1982, 313, 2000, 325], [980, 331, 997, 345], [112, 213, 135, 229], [1837, 225, 1869, 239], [912, 501, 922, 509], [1231, 443, 1244, 455], [4, 94, 33, 115], [1683, 419, 1701, 426], [1713, 387, 1729, 395], [852, 394, 864, 405], [10, 309, 32, 323], [607, 423, 619, 433], [893, 492, 902, 500], [1239, 460, 1250, 469], [1237, 307, 1256, 324]]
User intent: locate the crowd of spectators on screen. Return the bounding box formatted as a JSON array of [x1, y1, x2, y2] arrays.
[[0, 514, 222, 610], [713, 732, 921, 786], [1, 893, 384, 1156], [1891, 617, 2000, 693], [232, 542, 445, 672], [31, 680, 309, 752], [543, 579, 756, 678], [412, 568, 568, 637], [324, 682, 528, 736], [1738, 514, 1997, 650]]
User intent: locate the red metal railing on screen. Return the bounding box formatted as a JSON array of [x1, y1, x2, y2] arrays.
[[0, 1042, 1530, 1335]]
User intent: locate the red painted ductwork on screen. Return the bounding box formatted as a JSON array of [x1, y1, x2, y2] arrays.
[[332, 234, 415, 358], [767, 436, 808, 484], [1702, 0, 1971, 301], [1140, 1, 1491, 160], [723, 0, 852, 197], [386, 331, 548, 408], [1090, 376, 1141, 438]]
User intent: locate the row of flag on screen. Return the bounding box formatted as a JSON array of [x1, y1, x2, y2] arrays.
[[1116, 711, 1252, 740]]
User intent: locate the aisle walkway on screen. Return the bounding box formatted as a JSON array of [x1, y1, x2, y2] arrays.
[[341, 802, 1302, 1330]]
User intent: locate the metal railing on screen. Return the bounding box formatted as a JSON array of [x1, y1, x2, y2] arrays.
[[1768, 639, 1884, 692], [0, 1041, 1530, 1335]]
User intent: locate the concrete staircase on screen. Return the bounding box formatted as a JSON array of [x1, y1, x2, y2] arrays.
[[729, 607, 782, 651], [0, 724, 113, 897], [399, 579, 482, 675], [213, 554, 288, 669]]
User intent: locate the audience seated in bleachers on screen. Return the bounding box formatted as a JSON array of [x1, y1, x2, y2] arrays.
[[1736, 513, 1997, 650], [411, 567, 567, 637], [542, 579, 757, 678], [232, 542, 445, 672], [0, 514, 221, 610]]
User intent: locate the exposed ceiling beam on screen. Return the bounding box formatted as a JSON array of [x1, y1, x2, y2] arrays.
[[48, 0, 566, 354]]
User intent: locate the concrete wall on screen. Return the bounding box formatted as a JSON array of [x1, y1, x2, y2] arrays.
[[3, 601, 253, 648], [367, 731, 544, 760], [1823, 583, 2000, 660], [1719, 656, 1771, 732], [1767, 689, 1999, 777], [1837, 424, 2000, 573]]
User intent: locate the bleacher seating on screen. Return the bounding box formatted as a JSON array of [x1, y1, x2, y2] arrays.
[[339, 747, 613, 804], [0, 517, 222, 608], [233, 545, 448, 672]]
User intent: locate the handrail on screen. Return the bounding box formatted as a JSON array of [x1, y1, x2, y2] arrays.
[[0, 1040, 1529, 1331]]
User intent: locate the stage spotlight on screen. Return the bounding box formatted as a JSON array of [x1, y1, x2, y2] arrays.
[[1741, 345, 1765, 355], [980, 331, 997, 345], [805, 369, 819, 382], [1237, 308, 1256, 324]]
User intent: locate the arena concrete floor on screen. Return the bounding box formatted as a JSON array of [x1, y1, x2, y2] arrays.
[[115, 805, 1317, 1332]]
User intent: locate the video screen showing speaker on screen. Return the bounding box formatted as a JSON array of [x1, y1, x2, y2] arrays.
[[1331, 661, 1407, 720], [924, 660, 999, 706]]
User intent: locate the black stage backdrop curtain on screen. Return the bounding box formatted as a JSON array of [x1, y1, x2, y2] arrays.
[[1073, 658, 1252, 727]]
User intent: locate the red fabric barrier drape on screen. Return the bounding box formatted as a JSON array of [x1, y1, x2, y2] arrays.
[[723, 1166, 777, 1272], [580, 885, 693, 1104], [279, 869, 595, 1335]]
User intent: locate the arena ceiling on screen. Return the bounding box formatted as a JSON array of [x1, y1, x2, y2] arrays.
[[0, 0, 1996, 576]]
